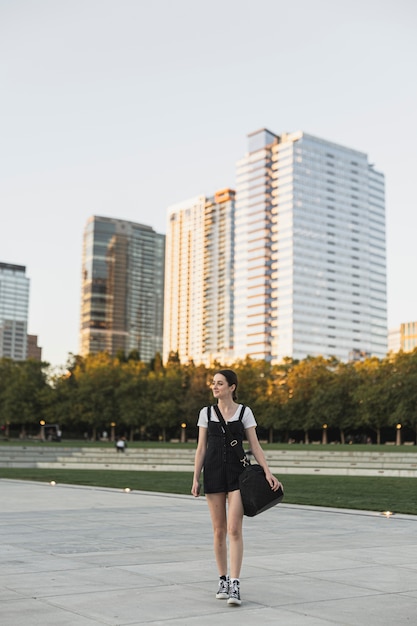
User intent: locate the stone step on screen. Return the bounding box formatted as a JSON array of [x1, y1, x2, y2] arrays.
[[71, 449, 417, 462], [274, 466, 417, 478], [2, 445, 417, 459], [2, 445, 417, 477], [56, 455, 194, 463], [36, 461, 193, 472], [49, 454, 417, 469], [59, 449, 417, 460], [33, 460, 417, 478], [0, 454, 66, 461], [3, 452, 417, 465]]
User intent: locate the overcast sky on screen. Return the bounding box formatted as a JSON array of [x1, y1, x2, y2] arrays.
[[1, 0, 416, 368]]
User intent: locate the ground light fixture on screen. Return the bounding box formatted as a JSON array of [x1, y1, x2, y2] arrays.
[[381, 511, 395, 517]]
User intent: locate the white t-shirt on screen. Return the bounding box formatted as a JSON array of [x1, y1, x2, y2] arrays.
[[197, 404, 257, 430]]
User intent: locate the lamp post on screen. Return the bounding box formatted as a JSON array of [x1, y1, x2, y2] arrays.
[[396, 423, 402, 446], [110, 422, 116, 442], [322, 423, 328, 445], [180, 422, 187, 443], [39, 420, 45, 441]]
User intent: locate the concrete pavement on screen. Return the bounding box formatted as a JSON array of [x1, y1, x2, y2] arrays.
[[1, 479, 417, 625]]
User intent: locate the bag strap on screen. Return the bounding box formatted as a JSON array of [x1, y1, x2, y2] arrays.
[[212, 404, 250, 467]]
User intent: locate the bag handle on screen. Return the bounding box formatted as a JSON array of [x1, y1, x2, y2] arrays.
[[212, 404, 250, 467]]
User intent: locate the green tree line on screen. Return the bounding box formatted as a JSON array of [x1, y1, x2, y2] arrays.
[[0, 349, 416, 444]]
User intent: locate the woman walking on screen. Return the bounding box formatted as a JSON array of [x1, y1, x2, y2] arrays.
[[191, 369, 281, 606]]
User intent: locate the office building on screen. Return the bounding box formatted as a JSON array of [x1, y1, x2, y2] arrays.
[[163, 189, 235, 365], [234, 129, 387, 363], [389, 321, 417, 353], [388, 327, 401, 354], [0, 262, 30, 360], [27, 334, 42, 361], [400, 322, 417, 352], [79, 216, 165, 362]]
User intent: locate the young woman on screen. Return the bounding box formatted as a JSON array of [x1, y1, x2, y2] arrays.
[[191, 369, 281, 606]]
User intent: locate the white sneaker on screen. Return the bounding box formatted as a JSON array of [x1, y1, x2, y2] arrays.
[[216, 576, 229, 599], [227, 579, 241, 606]]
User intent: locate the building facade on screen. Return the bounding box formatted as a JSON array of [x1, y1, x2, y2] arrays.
[[234, 129, 387, 363], [79, 216, 165, 362], [163, 189, 235, 365], [388, 327, 401, 354], [0, 262, 30, 360], [27, 334, 42, 361], [400, 322, 417, 353], [389, 321, 417, 353]]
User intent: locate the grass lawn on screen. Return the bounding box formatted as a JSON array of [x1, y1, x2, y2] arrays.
[[1, 468, 416, 515]]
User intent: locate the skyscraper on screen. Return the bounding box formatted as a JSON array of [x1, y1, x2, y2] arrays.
[[163, 189, 235, 365], [235, 129, 387, 363], [0, 262, 30, 360], [79, 216, 165, 361]]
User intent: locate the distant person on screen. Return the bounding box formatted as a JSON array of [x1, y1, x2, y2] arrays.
[[191, 369, 282, 606], [116, 437, 127, 453]]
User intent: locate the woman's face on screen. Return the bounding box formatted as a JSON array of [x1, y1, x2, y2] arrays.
[[211, 374, 235, 400]]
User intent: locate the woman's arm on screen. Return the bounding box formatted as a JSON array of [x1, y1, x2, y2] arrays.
[[191, 426, 207, 497], [245, 426, 281, 491]]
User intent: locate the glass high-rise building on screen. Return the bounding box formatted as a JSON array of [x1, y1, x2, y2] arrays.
[[163, 189, 235, 365], [234, 129, 387, 363], [80, 216, 165, 362], [0, 262, 30, 360]]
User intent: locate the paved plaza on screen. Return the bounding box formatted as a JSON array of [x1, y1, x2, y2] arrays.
[[1, 478, 417, 625]]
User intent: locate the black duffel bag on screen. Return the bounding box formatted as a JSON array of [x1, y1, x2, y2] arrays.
[[239, 464, 284, 517]]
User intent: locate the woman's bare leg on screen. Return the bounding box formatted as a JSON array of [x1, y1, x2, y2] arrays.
[[226, 490, 244, 578], [206, 493, 228, 575]]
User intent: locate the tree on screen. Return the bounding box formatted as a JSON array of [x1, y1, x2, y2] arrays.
[[66, 353, 122, 439], [327, 362, 358, 444], [286, 357, 334, 443], [181, 363, 211, 432], [391, 349, 417, 443], [0, 359, 51, 437], [115, 360, 149, 441], [147, 359, 184, 441], [353, 356, 396, 444]]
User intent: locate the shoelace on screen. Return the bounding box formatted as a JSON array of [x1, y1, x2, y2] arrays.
[[230, 580, 240, 597]]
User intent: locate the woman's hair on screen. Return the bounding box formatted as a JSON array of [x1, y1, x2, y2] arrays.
[[216, 369, 238, 400]]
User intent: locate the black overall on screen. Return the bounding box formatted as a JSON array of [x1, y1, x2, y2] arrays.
[[203, 405, 246, 494]]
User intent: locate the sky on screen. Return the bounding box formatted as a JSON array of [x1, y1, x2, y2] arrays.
[[1, 0, 416, 368]]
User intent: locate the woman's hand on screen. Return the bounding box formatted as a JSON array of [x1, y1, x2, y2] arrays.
[[191, 479, 201, 497], [265, 472, 282, 492]]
